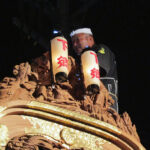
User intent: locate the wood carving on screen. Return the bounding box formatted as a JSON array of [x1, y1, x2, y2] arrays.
[[0, 51, 145, 149]]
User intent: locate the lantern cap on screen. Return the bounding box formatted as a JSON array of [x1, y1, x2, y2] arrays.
[[50, 29, 64, 39], [70, 28, 93, 37], [55, 72, 68, 83], [87, 84, 100, 95], [81, 46, 96, 55]]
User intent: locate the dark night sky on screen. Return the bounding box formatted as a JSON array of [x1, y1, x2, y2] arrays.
[[0, 0, 150, 149]]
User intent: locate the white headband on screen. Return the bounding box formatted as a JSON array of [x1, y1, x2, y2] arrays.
[[70, 28, 93, 37]]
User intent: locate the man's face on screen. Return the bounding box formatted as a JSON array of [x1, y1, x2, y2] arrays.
[[71, 33, 95, 55]]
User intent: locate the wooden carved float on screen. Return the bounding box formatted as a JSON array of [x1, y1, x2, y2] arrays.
[[0, 99, 146, 150], [0, 51, 146, 149]]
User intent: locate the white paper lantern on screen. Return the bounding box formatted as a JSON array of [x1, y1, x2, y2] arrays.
[[51, 36, 68, 83], [81, 50, 100, 94]]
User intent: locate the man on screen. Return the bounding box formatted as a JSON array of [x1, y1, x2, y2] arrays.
[[70, 27, 118, 112]]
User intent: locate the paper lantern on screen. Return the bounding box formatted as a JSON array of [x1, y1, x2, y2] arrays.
[[81, 50, 100, 94], [51, 35, 68, 83]]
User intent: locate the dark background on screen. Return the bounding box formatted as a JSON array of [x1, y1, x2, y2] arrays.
[[0, 0, 150, 149]]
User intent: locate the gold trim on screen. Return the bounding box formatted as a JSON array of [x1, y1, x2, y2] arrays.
[[0, 106, 6, 118], [0, 100, 146, 150], [16, 108, 132, 150], [26, 101, 146, 150], [60, 128, 110, 149], [0, 106, 6, 113], [22, 115, 111, 150], [22, 115, 63, 141], [0, 124, 9, 148], [27, 101, 120, 133]]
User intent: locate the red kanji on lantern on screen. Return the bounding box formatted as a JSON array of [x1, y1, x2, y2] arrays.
[[57, 56, 68, 68], [90, 52, 98, 64], [57, 39, 68, 51], [90, 68, 100, 79]]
